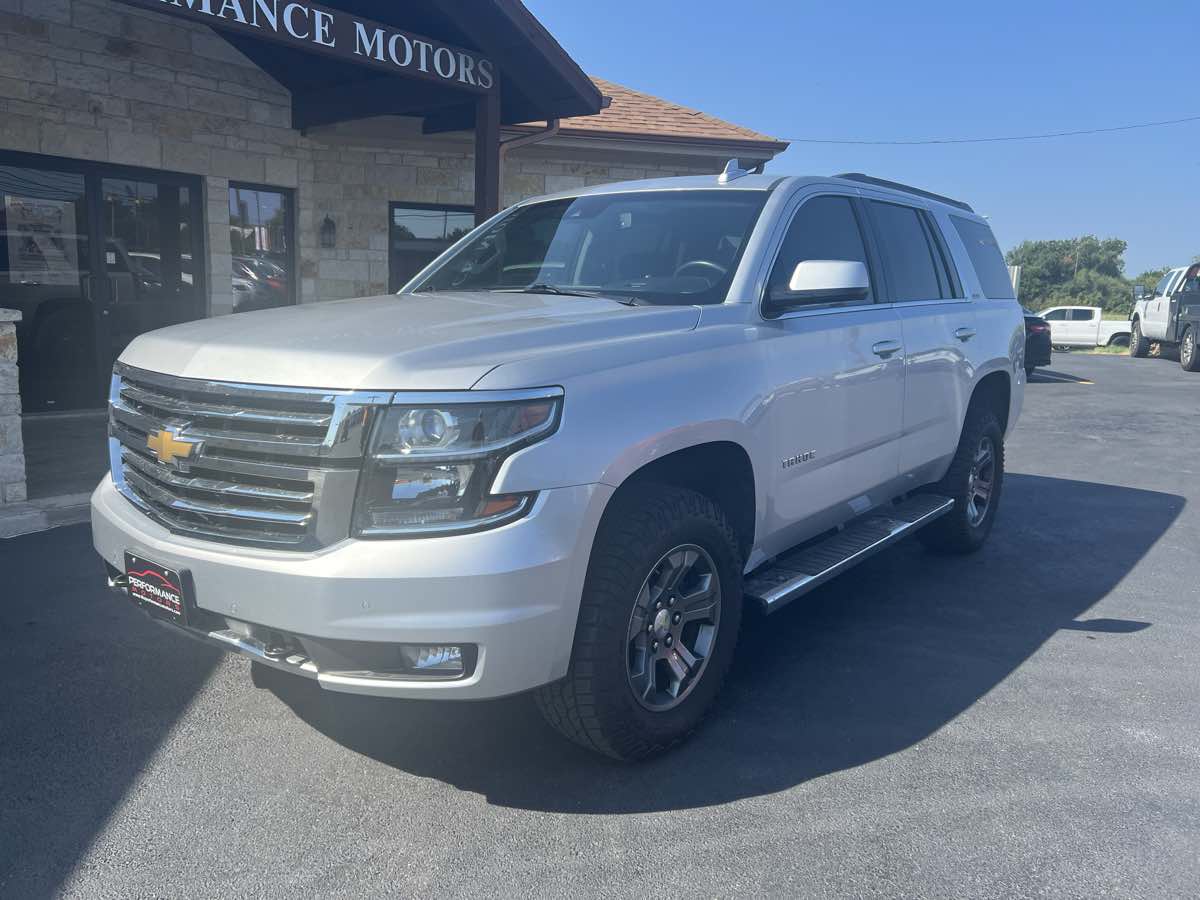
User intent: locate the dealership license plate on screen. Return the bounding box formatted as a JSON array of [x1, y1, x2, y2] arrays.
[[124, 552, 189, 624]]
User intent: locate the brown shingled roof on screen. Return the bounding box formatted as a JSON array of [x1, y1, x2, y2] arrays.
[[551, 77, 788, 152]]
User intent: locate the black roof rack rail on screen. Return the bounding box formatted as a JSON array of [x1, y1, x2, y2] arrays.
[[833, 173, 975, 213]]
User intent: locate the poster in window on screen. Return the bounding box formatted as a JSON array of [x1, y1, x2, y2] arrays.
[[4, 195, 80, 286]]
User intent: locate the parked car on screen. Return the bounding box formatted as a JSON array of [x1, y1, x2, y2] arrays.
[[1039, 305, 1131, 348], [93, 168, 1024, 760], [1022, 307, 1052, 377], [1130, 264, 1200, 369]]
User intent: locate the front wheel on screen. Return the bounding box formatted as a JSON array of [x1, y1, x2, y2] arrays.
[[535, 485, 743, 760], [1181, 327, 1200, 372], [1130, 321, 1149, 357], [919, 406, 1005, 555]]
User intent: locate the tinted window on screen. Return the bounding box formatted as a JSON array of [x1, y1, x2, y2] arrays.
[[768, 195, 872, 303], [950, 215, 1015, 299], [1042, 309, 1067, 321], [869, 201, 941, 301], [1154, 273, 1173, 296], [1069, 308, 1096, 321], [920, 211, 962, 298]]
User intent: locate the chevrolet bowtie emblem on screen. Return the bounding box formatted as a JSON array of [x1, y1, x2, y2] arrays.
[[147, 428, 199, 465]]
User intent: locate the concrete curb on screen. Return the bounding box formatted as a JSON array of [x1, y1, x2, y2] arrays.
[[0, 492, 92, 539]]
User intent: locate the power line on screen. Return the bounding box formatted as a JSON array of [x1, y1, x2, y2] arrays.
[[778, 113, 1200, 146]]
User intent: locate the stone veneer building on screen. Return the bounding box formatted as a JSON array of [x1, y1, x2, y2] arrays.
[[0, 0, 786, 517]]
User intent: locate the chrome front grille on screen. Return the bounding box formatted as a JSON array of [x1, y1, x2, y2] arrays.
[[109, 363, 390, 549]]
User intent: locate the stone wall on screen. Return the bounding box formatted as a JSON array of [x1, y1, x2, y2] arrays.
[[0, 0, 723, 312], [0, 309, 26, 505]]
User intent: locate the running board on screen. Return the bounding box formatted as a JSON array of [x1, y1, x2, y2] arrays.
[[744, 494, 954, 613]]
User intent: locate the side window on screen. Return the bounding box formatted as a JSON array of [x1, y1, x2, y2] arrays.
[[767, 195, 872, 304], [1153, 273, 1172, 297], [1070, 308, 1096, 321], [1042, 309, 1067, 321], [950, 215, 1016, 299], [1165, 269, 1185, 296], [868, 201, 941, 301], [919, 211, 962, 299]]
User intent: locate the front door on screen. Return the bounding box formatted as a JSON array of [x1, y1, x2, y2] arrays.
[[1144, 270, 1181, 340], [0, 153, 203, 411], [759, 192, 905, 558]]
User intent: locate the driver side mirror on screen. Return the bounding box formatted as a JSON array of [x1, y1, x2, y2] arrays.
[[1133, 285, 1148, 301], [767, 259, 870, 315]]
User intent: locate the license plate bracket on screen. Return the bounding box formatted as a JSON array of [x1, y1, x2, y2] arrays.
[[124, 552, 191, 625]]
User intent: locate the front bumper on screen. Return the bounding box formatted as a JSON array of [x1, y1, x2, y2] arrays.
[[92, 476, 612, 699]]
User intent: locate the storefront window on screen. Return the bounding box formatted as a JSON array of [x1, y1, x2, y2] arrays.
[[389, 203, 475, 291], [0, 165, 94, 410], [228, 184, 294, 314]]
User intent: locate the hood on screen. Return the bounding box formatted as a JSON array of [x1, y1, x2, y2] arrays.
[[119, 292, 701, 390]]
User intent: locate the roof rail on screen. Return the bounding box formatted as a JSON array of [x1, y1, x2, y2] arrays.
[[833, 173, 974, 213]]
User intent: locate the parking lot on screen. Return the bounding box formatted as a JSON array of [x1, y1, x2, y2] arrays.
[[2, 352, 1198, 899]]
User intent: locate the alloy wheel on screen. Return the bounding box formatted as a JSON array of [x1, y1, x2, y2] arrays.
[[625, 544, 722, 711], [1185, 331, 1195, 368], [965, 435, 996, 527]]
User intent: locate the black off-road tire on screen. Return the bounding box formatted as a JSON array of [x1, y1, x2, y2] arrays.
[[1180, 327, 1200, 372], [918, 406, 1005, 555], [1130, 320, 1149, 358], [534, 485, 743, 761], [1025, 366, 1035, 380]]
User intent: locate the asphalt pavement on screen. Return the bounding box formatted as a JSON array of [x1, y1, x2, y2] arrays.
[[2, 352, 1198, 899]]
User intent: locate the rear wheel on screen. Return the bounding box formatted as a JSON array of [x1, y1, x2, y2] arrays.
[[1181, 327, 1200, 372], [1130, 320, 1149, 358], [535, 485, 743, 760], [919, 405, 1004, 555]]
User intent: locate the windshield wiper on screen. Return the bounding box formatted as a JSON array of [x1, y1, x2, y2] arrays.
[[497, 283, 636, 305]]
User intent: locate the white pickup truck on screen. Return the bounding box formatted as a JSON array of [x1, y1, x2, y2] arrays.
[[1039, 305, 1131, 348], [93, 168, 1024, 760]]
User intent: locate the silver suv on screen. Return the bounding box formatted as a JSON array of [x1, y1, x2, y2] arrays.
[[95, 167, 1024, 759]]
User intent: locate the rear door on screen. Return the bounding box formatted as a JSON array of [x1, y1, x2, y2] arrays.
[[757, 191, 906, 557], [865, 199, 975, 480]]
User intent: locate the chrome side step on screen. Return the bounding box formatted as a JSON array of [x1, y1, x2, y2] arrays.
[[744, 494, 954, 613]]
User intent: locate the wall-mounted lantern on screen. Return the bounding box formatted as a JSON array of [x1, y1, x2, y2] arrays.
[[320, 215, 337, 249]]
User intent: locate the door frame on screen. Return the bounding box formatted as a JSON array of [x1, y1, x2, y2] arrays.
[[0, 148, 207, 407]]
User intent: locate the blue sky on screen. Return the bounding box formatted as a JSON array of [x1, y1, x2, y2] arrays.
[[525, 0, 1197, 277]]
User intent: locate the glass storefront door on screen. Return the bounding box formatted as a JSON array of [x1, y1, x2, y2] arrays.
[[100, 177, 202, 369], [0, 153, 203, 411]]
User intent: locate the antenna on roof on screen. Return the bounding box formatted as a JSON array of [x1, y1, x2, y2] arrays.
[[718, 159, 751, 184]]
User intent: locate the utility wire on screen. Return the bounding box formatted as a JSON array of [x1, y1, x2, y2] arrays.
[[778, 113, 1200, 146]]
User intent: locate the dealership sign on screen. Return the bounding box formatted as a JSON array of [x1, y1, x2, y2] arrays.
[[114, 0, 496, 92]]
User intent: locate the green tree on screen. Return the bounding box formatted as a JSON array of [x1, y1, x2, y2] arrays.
[[1006, 236, 1131, 314]]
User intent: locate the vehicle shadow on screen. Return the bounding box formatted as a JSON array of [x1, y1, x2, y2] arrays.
[[0, 524, 224, 898], [262, 473, 1183, 813]]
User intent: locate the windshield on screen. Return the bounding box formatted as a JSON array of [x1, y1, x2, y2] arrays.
[[408, 190, 769, 305]]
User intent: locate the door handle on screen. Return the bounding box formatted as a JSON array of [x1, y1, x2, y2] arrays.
[[872, 339, 902, 359], [954, 327, 977, 341]]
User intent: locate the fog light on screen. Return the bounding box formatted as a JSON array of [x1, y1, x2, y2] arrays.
[[400, 644, 464, 673]]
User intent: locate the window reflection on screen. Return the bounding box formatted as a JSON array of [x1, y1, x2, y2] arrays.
[[228, 185, 293, 314]]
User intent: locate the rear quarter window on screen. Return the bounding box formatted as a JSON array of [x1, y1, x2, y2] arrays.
[[950, 215, 1015, 299]]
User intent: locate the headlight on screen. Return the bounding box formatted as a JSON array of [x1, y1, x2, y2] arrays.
[[352, 389, 562, 537]]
